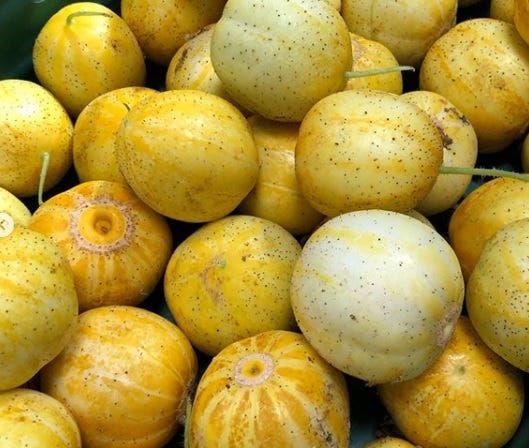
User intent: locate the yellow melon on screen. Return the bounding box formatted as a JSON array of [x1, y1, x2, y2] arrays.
[[28, 180, 173, 311], [40, 305, 198, 448], [187, 330, 350, 447]]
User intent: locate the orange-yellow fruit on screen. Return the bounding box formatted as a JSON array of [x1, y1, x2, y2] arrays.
[[187, 330, 350, 447], [0, 227, 78, 391], [0, 79, 73, 198], [28, 180, 173, 311], [164, 214, 301, 356], [40, 305, 198, 448], [237, 115, 324, 235], [73, 86, 158, 184], [448, 177, 529, 281], [0, 388, 81, 447], [378, 316, 524, 448], [32, 2, 146, 117], [362, 437, 417, 448]]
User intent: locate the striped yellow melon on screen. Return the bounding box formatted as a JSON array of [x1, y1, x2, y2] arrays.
[[187, 330, 350, 447], [0, 388, 81, 447], [40, 305, 198, 448], [29, 180, 173, 311]]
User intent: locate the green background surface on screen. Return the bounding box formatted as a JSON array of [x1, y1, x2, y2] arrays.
[[2, 0, 529, 446]]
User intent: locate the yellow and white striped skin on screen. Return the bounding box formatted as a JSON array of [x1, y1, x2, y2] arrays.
[[187, 330, 350, 448]]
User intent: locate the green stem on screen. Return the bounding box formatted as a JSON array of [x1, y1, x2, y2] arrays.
[[66, 11, 114, 25], [345, 66, 415, 78], [439, 165, 529, 182], [38, 152, 50, 206]]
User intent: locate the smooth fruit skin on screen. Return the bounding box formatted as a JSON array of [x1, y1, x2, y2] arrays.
[[73, 86, 158, 184], [400, 90, 478, 216], [0, 227, 78, 391], [164, 214, 301, 356], [0, 186, 31, 227], [237, 115, 324, 236], [187, 330, 350, 448], [40, 305, 198, 448], [290, 209, 464, 384], [466, 218, 529, 371], [448, 177, 529, 281], [420, 18, 529, 153], [295, 89, 444, 217], [0, 79, 73, 198], [362, 437, 417, 448], [28, 180, 173, 312], [210, 0, 352, 122], [341, 0, 457, 67], [0, 388, 81, 447], [32, 2, 146, 117], [121, 0, 226, 66], [116, 89, 259, 223], [378, 316, 524, 448]]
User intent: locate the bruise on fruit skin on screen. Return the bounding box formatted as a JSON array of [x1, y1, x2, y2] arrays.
[[199, 255, 226, 304], [171, 47, 190, 76]]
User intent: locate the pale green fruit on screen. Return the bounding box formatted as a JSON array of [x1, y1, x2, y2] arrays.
[[210, 0, 352, 122], [290, 209, 464, 384]]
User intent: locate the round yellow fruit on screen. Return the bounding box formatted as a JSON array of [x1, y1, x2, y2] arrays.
[[295, 89, 443, 217], [187, 330, 350, 447], [164, 214, 302, 356], [121, 0, 226, 66], [448, 177, 529, 281], [0, 388, 81, 447], [0, 226, 78, 391], [116, 89, 259, 222], [378, 316, 524, 448], [73, 86, 158, 184], [32, 2, 146, 117], [0, 79, 73, 198], [40, 305, 198, 448], [362, 437, 417, 448], [237, 115, 324, 235], [466, 217, 529, 371], [28, 180, 173, 312], [0, 186, 31, 227]]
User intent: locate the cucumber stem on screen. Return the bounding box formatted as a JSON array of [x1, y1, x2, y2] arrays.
[[345, 66, 415, 78], [66, 11, 114, 25], [439, 165, 529, 182], [38, 152, 50, 206]]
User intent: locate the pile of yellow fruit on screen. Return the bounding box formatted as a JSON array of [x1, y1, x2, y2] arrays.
[[2, 1, 529, 447]]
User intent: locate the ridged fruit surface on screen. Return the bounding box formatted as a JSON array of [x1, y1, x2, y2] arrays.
[[187, 330, 350, 448], [40, 305, 198, 448], [29, 180, 173, 311]]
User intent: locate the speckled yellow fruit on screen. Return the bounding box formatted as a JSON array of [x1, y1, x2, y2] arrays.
[[378, 316, 524, 448], [28, 180, 173, 312], [187, 330, 350, 447], [164, 214, 301, 356], [295, 89, 444, 217], [237, 115, 324, 235], [40, 305, 198, 448], [32, 2, 146, 117], [466, 218, 529, 371], [73, 86, 158, 184], [121, 0, 226, 66], [344, 33, 403, 94], [448, 177, 529, 281], [0, 227, 78, 391], [290, 210, 464, 384], [116, 89, 259, 222], [210, 0, 352, 122], [0, 187, 31, 227], [341, 0, 457, 67], [362, 437, 417, 448], [420, 18, 529, 153], [514, 0, 529, 45], [0, 79, 73, 198], [400, 90, 478, 216], [0, 388, 81, 447]]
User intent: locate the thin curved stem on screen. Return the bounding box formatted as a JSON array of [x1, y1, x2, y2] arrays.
[[345, 66, 415, 78], [439, 165, 529, 182], [38, 152, 50, 206], [66, 11, 113, 25]]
